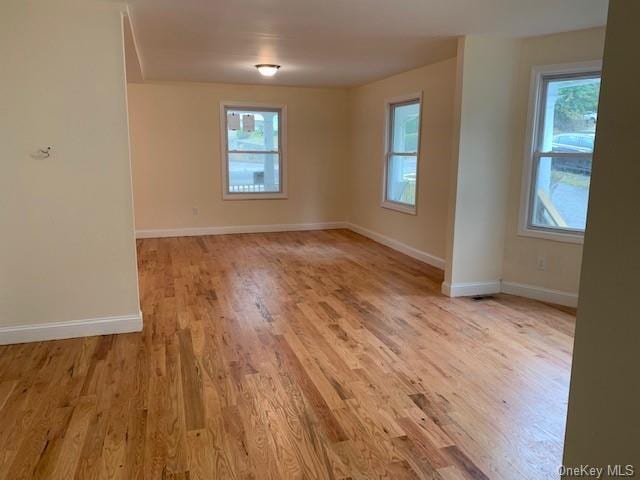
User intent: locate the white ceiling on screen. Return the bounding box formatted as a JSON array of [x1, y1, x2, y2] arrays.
[[126, 0, 608, 87]]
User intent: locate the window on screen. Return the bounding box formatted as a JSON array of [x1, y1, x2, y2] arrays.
[[220, 103, 286, 199], [382, 93, 422, 214], [520, 62, 601, 242]]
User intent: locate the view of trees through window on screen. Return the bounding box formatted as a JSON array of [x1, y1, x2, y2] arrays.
[[553, 78, 600, 133]]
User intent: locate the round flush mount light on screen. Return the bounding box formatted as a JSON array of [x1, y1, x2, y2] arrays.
[[255, 64, 281, 77]]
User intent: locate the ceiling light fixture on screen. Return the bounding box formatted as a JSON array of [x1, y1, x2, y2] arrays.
[[255, 64, 281, 77]]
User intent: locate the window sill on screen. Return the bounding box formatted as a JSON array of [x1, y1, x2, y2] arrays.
[[223, 192, 288, 201], [381, 200, 417, 215], [517, 225, 584, 244]]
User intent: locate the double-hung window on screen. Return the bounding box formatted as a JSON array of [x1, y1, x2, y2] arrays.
[[220, 103, 287, 199], [520, 62, 601, 242], [382, 94, 422, 214]]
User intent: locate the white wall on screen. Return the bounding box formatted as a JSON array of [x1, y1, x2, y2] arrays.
[[128, 82, 349, 233], [563, 0, 640, 464], [0, 0, 140, 333], [444, 36, 521, 295], [347, 58, 457, 265], [502, 28, 606, 296]]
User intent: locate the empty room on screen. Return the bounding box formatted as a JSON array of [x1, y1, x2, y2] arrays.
[[1, 0, 638, 478]]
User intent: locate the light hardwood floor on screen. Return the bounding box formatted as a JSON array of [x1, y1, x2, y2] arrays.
[[0, 230, 575, 479]]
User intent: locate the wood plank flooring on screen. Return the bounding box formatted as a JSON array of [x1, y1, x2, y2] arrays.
[[0, 229, 575, 479]]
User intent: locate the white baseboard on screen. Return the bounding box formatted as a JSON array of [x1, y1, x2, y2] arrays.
[[442, 280, 577, 306], [501, 281, 578, 308], [346, 223, 446, 270], [441, 280, 502, 297], [136, 222, 348, 239], [0, 311, 143, 346]]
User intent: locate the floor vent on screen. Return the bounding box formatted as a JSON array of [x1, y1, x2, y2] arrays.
[[471, 295, 495, 301]]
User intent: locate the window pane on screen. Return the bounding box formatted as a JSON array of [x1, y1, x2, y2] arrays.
[[386, 155, 417, 205], [391, 102, 420, 153], [227, 109, 279, 152], [539, 75, 600, 153], [531, 156, 591, 231], [228, 152, 280, 193]]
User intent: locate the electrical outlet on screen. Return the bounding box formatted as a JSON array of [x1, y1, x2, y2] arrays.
[[192, 207, 199, 216], [536, 255, 547, 271]]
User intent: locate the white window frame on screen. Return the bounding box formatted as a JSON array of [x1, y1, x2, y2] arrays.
[[219, 101, 288, 200], [381, 92, 423, 215], [518, 61, 601, 244]]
